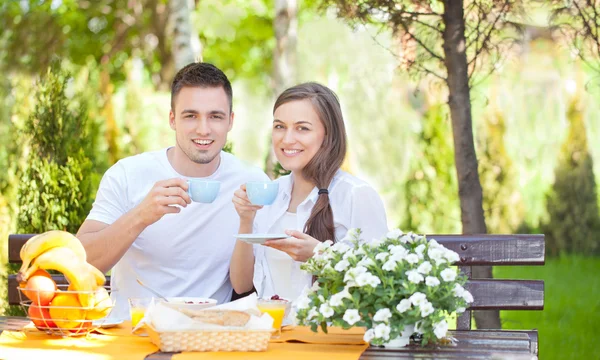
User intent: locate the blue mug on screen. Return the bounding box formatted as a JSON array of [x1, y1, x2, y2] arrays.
[[187, 179, 220, 203], [246, 181, 279, 206]]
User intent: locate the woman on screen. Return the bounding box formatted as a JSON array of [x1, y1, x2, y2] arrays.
[[230, 82, 388, 302]]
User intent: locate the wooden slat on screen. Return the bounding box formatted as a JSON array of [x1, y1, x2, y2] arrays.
[[7, 274, 111, 306], [466, 279, 544, 310], [8, 234, 37, 263], [9, 234, 546, 265], [433, 234, 545, 266]]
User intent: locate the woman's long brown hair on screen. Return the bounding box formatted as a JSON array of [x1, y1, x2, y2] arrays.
[[273, 82, 347, 243]]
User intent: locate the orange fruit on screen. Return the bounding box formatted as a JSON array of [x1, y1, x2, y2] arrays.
[[28, 304, 57, 329], [21, 270, 56, 305], [49, 292, 84, 329]]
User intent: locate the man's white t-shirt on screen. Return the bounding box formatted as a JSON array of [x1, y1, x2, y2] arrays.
[[86, 147, 269, 320]]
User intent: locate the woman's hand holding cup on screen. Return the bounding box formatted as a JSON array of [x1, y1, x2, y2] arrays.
[[232, 184, 263, 223]]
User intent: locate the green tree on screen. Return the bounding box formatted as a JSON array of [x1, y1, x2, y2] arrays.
[[477, 110, 524, 234], [402, 104, 461, 234], [543, 97, 600, 256]]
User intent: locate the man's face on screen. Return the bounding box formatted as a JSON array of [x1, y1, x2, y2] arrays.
[[169, 86, 233, 166]]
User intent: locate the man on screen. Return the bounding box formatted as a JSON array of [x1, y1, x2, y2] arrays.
[[77, 63, 268, 320]]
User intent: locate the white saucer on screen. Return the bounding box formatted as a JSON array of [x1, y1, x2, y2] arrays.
[[93, 318, 125, 329], [235, 234, 288, 244]]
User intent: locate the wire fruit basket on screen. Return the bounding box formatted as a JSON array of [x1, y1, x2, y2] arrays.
[[18, 284, 116, 337]]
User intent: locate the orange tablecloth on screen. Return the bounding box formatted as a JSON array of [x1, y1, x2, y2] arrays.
[[0, 322, 368, 360]]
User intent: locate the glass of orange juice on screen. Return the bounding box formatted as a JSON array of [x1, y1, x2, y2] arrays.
[[257, 298, 288, 339], [128, 298, 151, 329]]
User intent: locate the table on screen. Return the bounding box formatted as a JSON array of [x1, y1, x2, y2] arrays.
[[0, 316, 538, 359]]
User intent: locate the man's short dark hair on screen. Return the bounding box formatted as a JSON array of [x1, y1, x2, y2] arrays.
[[170, 62, 233, 112]]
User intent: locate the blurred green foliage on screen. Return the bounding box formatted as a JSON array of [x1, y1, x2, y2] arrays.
[[543, 96, 600, 256]]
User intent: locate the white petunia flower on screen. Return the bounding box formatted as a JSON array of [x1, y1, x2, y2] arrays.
[[344, 266, 368, 283], [355, 272, 372, 287], [425, 276, 440, 287], [453, 284, 465, 297], [420, 301, 434, 317], [354, 247, 366, 256], [313, 240, 333, 254], [358, 257, 376, 267], [373, 308, 393, 323], [443, 249, 460, 263], [375, 252, 390, 261], [331, 242, 352, 254], [334, 259, 350, 272], [396, 299, 412, 313], [389, 251, 408, 262], [369, 238, 384, 248], [414, 244, 426, 259], [366, 274, 382, 288], [319, 303, 334, 318], [456, 307, 466, 314], [343, 250, 356, 260], [407, 269, 424, 284], [462, 290, 474, 303], [297, 295, 311, 310], [307, 308, 319, 320], [399, 234, 412, 243], [440, 268, 457, 282], [405, 254, 420, 264], [428, 239, 441, 248], [343, 309, 361, 325], [363, 329, 375, 342], [386, 229, 403, 239], [417, 261, 432, 274], [409, 292, 427, 307], [433, 320, 448, 339], [382, 259, 397, 271], [374, 323, 391, 340], [329, 288, 352, 307], [428, 248, 447, 265]]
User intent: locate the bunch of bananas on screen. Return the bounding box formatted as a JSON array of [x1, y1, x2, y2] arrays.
[[18, 230, 107, 310]]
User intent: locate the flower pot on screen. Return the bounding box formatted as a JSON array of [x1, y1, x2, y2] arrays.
[[382, 325, 415, 348]]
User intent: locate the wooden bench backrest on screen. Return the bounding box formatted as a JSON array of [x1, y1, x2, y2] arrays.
[[7, 233, 545, 330]]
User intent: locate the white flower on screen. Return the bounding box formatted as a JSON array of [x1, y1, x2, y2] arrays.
[[462, 290, 474, 303], [399, 234, 412, 243], [329, 288, 352, 307], [313, 240, 333, 254], [373, 308, 392, 323], [407, 269, 424, 284], [297, 295, 311, 310], [433, 320, 448, 339], [420, 301, 434, 317], [334, 259, 350, 272], [414, 321, 424, 334], [369, 238, 384, 248], [354, 247, 366, 256], [389, 251, 407, 262], [358, 257, 376, 267], [375, 252, 389, 261], [456, 307, 466, 314], [366, 274, 382, 287], [331, 242, 351, 254], [386, 229, 403, 239], [363, 329, 375, 342], [382, 259, 397, 271], [307, 308, 319, 320], [440, 268, 457, 282], [374, 323, 391, 340], [453, 284, 465, 297], [409, 292, 427, 306], [428, 239, 441, 248], [396, 299, 412, 313], [318, 295, 325, 303], [343, 250, 356, 260], [319, 303, 334, 318], [425, 276, 440, 287], [310, 281, 320, 292], [344, 266, 368, 283], [340, 228, 360, 243], [343, 309, 361, 325], [414, 244, 426, 259], [405, 254, 420, 264], [428, 248, 447, 265], [444, 249, 460, 263], [417, 261, 432, 274]]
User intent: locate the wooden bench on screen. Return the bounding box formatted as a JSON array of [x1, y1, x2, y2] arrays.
[[7, 233, 544, 356]]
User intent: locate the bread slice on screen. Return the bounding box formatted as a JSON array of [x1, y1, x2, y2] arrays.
[[179, 309, 251, 327]]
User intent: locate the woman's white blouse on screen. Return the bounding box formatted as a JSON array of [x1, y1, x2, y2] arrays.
[[251, 170, 388, 300]]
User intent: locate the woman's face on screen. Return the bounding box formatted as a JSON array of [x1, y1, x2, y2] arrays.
[[272, 99, 326, 174]]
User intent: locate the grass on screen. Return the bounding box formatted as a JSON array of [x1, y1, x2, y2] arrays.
[[494, 255, 600, 360]]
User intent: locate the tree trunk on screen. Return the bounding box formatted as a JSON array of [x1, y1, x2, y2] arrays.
[[169, 0, 202, 72], [442, 0, 501, 329], [266, 0, 298, 178]]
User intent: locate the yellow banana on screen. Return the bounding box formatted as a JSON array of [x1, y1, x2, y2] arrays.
[[19, 247, 96, 308], [85, 263, 107, 287], [19, 230, 87, 275]]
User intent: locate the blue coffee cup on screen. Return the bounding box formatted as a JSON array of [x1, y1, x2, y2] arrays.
[[246, 181, 279, 206], [187, 179, 220, 203]]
